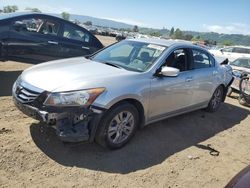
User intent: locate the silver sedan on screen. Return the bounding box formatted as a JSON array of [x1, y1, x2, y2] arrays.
[[12, 38, 233, 149]]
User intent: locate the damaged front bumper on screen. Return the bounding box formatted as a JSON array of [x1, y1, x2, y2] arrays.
[[13, 94, 105, 143]]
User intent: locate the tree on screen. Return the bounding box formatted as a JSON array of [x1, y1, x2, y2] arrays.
[[61, 12, 70, 20], [84, 21, 92, 26], [170, 27, 175, 36], [133, 25, 139, 32], [3, 5, 18, 13], [173, 28, 183, 39], [183, 34, 193, 41], [25, 7, 41, 13], [222, 40, 233, 46], [150, 32, 161, 37]]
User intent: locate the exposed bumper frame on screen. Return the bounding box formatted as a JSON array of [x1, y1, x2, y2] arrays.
[[13, 94, 105, 143]]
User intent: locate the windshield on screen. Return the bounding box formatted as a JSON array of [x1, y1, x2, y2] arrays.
[[92, 40, 167, 72], [231, 58, 250, 69]]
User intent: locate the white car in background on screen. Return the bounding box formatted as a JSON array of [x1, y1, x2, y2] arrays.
[[209, 46, 250, 62], [227, 58, 250, 97]]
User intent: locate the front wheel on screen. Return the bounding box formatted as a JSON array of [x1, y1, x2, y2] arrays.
[[206, 86, 224, 112], [95, 103, 139, 149]]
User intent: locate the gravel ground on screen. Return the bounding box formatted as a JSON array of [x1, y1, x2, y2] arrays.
[[0, 36, 250, 188]]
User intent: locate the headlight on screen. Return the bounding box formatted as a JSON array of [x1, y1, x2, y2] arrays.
[[44, 88, 105, 107]]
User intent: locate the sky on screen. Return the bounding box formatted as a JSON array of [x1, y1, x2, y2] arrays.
[[1, 0, 250, 35]]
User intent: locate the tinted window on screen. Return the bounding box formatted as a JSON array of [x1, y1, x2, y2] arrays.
[[12, 17, 60, 36], [12, 18, 44, 33], [39, 20, 60, 36], [63, 24, 90, 43], [192, 49, 213, 69]]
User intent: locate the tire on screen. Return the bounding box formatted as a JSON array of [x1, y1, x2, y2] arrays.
[[238, 94, 250, 107], [95, 102, 139, 149], [206, 86, 224, 112], [226, 87, 233, 97]]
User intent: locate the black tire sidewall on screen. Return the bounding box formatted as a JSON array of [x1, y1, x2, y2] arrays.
[[95, 103, 139, 149], [206, 86, 223, 112]]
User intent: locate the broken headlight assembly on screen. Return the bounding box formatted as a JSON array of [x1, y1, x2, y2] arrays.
[[44, 88, 105, 107]]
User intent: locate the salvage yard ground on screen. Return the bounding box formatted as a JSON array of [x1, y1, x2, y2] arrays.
[[0, 35, 250, 188]]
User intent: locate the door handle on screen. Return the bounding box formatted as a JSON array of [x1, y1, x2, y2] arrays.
[[48, 41, 58, 45], [82, 46, 90, 50], [185, 77, 193, 82]]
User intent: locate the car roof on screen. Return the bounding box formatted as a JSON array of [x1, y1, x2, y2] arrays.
[[127, 38, 195, 48], [0, 12, 61, 21], [0, 12, 35, 20]]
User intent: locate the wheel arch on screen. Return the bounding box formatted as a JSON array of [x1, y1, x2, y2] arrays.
[[106, 98, 146, 128]]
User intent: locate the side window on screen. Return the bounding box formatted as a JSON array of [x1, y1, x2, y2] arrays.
[[38, 20, 60, 36], [12, 17, 44, 33], [233, 47, 244, 53], [164, 48, 188, 72], [223, 47, 233, 52], [192, 49, 213, 69], [63, 24, 90, 43], [245, 48, 250, 54]]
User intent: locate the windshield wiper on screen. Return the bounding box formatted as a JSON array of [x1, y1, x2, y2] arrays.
[[103, 62, 124, 69]]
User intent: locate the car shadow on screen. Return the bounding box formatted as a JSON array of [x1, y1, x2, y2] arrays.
[[0, 70, 22, 97], [30, 102, 249, 174]]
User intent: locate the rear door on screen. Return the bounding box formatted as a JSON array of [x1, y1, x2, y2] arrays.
[[57, 23, 103, 58], [7, 15, 62, 62], [188, 48, 217, 104]]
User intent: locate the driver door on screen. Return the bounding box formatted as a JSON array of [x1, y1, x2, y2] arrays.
[[148, 48, 195, 121]]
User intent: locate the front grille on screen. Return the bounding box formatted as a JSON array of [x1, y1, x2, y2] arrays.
[[15, 86, 41, 103]]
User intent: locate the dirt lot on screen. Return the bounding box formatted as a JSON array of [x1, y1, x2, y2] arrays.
[[0, 36, 250, 188]]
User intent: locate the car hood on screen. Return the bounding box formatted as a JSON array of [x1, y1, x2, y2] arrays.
[[21, 57, 132, 92]]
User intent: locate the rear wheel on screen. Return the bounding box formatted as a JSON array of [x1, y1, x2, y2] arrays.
[[95, 103, 139, 149], [206, 86, 224, 112]]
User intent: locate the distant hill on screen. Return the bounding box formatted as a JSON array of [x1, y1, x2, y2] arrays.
[[53, 13, 250, 46], [184, 31, 250, 46], [53, 13, 134, 29], [141, 28, 250, 46]]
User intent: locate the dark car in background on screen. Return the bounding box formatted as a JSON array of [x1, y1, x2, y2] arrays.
[[0, 12, 103, 63]]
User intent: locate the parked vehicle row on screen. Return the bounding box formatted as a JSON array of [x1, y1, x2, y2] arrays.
[[12, 38, 233, 149], [209, 46, 250, 62], [0, 12, 103, 63]]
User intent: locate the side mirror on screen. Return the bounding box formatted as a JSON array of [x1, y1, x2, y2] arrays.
[[159, 66, 179, 77], [220, 58, 229, 65]]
